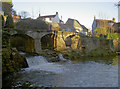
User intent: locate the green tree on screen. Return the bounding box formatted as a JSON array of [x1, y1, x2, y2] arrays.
[[0, 15, 5, 28], [2, 28, 10, 48], [18, 11, 29, 19], [94, 27, 115, 37], [5, 14, 14, 28]]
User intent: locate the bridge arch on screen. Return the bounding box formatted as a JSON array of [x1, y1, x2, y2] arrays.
[[64, 34, 76, 47], [10, 34, 35, 52], [41, 33, 55, 50]]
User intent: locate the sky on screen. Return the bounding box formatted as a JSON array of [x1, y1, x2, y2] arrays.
[[12, 0, 119, 29]]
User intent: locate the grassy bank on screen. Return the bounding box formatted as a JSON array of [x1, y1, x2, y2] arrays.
[[60, 48, 116, 60]]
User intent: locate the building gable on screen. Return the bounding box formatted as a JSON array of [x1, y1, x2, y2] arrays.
[[37, 12, 60, 23]]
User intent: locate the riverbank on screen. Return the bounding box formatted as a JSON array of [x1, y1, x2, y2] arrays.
[[2, 47, 117, 77], [56, 48, 116, 61], [2, 48, 28, 78]]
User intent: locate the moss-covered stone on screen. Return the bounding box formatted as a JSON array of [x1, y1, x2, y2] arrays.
[[87, 48, 116, 57], [38, 50, 60, 62], [2, 48, 28, 77]]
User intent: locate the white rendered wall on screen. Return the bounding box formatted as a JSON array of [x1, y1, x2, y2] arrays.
[[51, 14, 60, 23], [45, 18, 52, 23]]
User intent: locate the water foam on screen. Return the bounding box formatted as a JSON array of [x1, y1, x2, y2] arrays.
[[25, 56, 65, 74]]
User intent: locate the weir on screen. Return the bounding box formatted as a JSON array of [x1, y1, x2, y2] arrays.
[[25, 56, 65, 73]]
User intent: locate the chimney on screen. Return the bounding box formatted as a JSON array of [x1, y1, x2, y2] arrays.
[[56, 12, 58, 15], [94, 16, 96, 20], [39, 13, 41, 17], [112, 17, 115, 22], [118, 1, 120, 22]]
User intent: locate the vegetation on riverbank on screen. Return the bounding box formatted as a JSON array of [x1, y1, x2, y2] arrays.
[[94, 27, 120, 52], [106, 33, 120, 51], [2, 48, 28, 77], [60, 48, 116, 60], [1, 9, 28, 78], [107, 33, 120, 40]]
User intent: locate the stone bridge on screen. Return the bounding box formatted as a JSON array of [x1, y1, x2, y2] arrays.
[[10, 30, 80, 53], [10, 30, 113, 54]]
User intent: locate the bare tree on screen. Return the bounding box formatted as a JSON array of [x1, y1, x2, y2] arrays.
[[115, 1, 120, 22], [18, 11, 29, 19], [114, 1, 120, 7], [12, 9, 17, 15]]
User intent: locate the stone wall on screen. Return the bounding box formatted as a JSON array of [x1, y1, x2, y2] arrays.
[[55, 32, 114, 53], [113, 38, 120, 51], [55, 31, 78, 50]]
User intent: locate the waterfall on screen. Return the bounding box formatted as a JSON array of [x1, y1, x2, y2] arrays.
[[58, 53, 67, 61], [25, 56, 64, 73], [26, 56, 48, 67]]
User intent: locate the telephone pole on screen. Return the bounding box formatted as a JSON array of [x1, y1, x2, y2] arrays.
[[118, 1, 120, 22], [32, 8, 34, 19]]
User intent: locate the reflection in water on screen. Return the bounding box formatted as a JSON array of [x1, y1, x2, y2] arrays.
[[10, 56, 119, 87]]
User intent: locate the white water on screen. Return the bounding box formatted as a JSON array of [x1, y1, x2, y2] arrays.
[[19, 51, 26, 55], [25, 56, 65, 74], [58, 53, 67, 61]]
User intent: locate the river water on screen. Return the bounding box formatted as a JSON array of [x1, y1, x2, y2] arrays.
[[10, 54, 118, 87]]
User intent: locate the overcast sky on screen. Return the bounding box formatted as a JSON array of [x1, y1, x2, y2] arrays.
[[12, 0, 119, 29]]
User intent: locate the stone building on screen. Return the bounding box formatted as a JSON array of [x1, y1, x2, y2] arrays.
[[59, 18, 88, 35], [92, 16, 116, 34]]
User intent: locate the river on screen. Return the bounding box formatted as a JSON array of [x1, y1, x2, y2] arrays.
[[6, 53, 118, 87]]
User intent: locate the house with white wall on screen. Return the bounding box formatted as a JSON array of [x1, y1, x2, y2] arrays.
[[37, 12, 61, 23]]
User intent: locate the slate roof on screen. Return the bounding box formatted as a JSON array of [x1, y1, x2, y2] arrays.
[[66, 18, 88, 31], [40, 15, 56, 18], [80, 24, 88, 32], [95, 18, 116, 27], [37, 12, 57, 19], [59, 18, 88, 32]]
